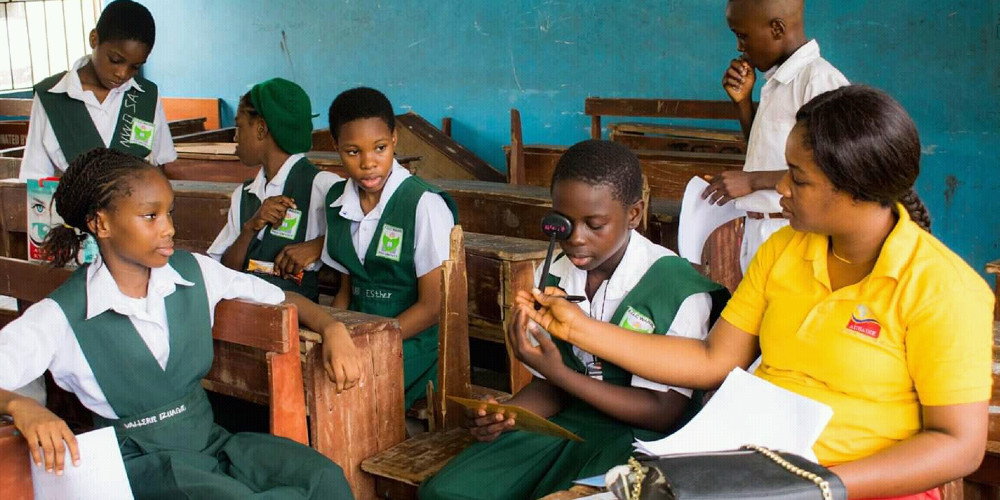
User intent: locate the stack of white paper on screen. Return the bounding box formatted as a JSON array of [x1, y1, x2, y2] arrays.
[[30, 426, 134, 500], [677, 176, 745, 264], [634, 368, 833, 463]]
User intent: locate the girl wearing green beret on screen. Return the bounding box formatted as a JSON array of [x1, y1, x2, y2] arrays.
[[209, 78, 342, 303]]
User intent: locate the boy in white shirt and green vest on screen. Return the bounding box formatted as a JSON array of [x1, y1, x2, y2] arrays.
[[209, 78, 342, 302], [21, 0, 177, 180], [702, 0, 847, 272], [321, 87, 457, 411], [420, 140, 729, 500]]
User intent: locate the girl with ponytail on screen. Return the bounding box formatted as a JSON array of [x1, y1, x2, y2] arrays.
[[521, 86, 993, 499], [1, 148, 357, 498]]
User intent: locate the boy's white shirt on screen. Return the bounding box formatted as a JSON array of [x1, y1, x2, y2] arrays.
[[207, 154, 342, 271], [527, 231, 712, 398], [736, 39, 849, 214], [20, 55, 178, 180], [0, 253, 285, 419], [321, 159, 454, 277]]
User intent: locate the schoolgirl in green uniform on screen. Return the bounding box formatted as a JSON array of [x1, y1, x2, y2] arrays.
[[321, 87, 458, 411], [420, 140, 729, 500], [21, 0, 177, 180], [0, 149, 358, 498], [209, 78, 342, 302]]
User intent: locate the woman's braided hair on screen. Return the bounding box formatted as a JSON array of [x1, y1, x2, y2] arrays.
[[795, 85, 931, 232], [42, 148, 159, 267]]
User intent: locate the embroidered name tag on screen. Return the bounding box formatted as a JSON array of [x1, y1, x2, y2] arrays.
[[122, 403, 187, 429], [376, 224, 404, 261], [618, 306, 655, 333], [845, 304, 881, 339], [128, 118, 155, 149], [270, 208, 302, 240]]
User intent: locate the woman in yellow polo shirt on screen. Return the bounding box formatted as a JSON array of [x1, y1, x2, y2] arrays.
[[520, 85, 993, 500]]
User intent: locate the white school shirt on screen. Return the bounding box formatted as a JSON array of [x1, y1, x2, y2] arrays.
[[0, 253, 285, 419], [19, 55, 178, 180], [735, 40, 848, 213], [207, 154, 342, 271], [321, 160, 455, 278], [526, 231, 712, 398]]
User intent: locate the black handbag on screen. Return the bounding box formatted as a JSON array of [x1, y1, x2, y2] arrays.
[[606, 445, 846, 500]]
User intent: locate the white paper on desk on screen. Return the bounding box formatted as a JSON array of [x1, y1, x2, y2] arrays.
[[30, 426, 133, 500], [633, 368, 833, 463], [678, 177, 745, 264]]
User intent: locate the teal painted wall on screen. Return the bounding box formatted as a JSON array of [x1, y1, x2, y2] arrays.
[[138, 0, 1000, 275]]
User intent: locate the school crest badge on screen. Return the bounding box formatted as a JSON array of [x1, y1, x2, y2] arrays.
[[129, 118, 155, 149], [618, 306, 655, 333], [845, 304, 881, 339], [376, 224, 404, 261], [270, 208, 302, 240]]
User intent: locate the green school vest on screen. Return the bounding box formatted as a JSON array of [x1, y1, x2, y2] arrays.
[[545, 254, 730, 440], [49, 250, 215, 445], [325, 175, 458, 409], [34, 72, 159, 165], [240, 157, 321, 301]]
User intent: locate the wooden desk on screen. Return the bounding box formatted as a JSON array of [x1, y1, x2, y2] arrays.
[[987, 259, 999, 320], [465, 232, 547, 392]]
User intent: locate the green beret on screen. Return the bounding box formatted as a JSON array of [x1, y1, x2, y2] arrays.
[[249, 78, 313, 154]]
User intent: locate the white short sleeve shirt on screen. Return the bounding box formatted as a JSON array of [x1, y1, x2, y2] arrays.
[[20, 56, 178, 180]]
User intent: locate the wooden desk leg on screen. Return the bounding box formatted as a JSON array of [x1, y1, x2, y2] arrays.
[[305, 327, 405, 500], [505, 260, 536, 393]]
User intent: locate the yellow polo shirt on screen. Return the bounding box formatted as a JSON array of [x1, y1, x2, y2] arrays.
[[721, 207, 994, 465]]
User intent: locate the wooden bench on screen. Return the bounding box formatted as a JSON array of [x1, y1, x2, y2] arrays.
[[585, 97, 748, 154], [361, 226, 477, 499], [505, 108, 743, 200], [162, 97, 222, 131], [0, 257, 311, 498], [395, 113, 505, 182]]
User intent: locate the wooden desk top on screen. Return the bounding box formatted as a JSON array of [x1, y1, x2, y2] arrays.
[[465, 232, 548, 261]]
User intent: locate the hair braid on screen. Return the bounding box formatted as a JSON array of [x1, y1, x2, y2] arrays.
[[899, 188, 931, 233], [42, 148, 158, 267]]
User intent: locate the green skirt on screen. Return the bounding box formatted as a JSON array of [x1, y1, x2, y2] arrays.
[[419, 402, 657, 500]]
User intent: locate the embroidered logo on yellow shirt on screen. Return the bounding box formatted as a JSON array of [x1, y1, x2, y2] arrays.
[[845, 304, 881, 339], [619, 306, 655, 333]]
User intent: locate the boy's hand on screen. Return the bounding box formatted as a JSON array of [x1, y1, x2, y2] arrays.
[[8, 397, 79, 474], [464, 396, 516, 442], [275, 237, 324, 276], [321, 323, 362, 393], [723, 58, 754, 103], [701, 170, 755, 205], [244, 196, 296, 233], [507, 307, 566, 380], [515, 287, 584, 343]]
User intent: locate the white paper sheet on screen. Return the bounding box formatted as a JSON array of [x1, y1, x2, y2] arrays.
[[677, 177, 745, 264], [30, 426, 133, 500], [634, 368, 833, 463]]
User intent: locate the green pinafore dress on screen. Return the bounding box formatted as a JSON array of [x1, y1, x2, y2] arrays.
[[35, 72, 158, 164], [325, 176, 458, 410], [48, 250, 353, 499], [420, 256, 728, 500], [240, 157, 322, 301]]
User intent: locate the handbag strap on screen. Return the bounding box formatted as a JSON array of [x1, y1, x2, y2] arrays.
[[741, 445, 834, 500]]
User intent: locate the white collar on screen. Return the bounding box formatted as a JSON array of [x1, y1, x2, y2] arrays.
[[765, 39, 821, 85], [84, 254, 194, 320], [47, 55, 144, 100], [549, 230, 653, 303], [242, 153, 306, 199], [329, 159, 409, 222]]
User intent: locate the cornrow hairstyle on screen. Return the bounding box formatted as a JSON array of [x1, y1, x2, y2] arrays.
[[95, 0, 156, 48], [238, 91, 260, 119], [551, 139, 643, 207], [42, 148, 160, 267], [327, 87, 395, 143], [795, 85, 931, 232]]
